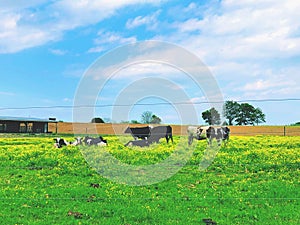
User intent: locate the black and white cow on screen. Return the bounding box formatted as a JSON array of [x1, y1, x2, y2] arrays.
[[70, 137, 83, 146], [206, 126, 230, 146], [53, 138, 70, 148], [187, 126, 230, 146], [148, 125, 173, 144], [124, 126, 151, 140], [187, 126, 209, 145], [83, 136, 107, 146]]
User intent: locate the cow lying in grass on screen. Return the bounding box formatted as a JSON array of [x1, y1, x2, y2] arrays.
[[124, 139, 150, 147], [54, 136, 107, 148], [70, 137, 82, 146], [83, 136, 107, 146], [53, 138, 70, 148]]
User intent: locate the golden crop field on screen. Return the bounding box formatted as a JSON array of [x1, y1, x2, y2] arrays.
[[48, 122, 300, 136]]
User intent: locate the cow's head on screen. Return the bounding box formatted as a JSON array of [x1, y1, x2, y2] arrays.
[[53, 138, 60, 143], [222, 127, 230, 133], [124, 127, 131, 133], [196, 128, 203, 140]]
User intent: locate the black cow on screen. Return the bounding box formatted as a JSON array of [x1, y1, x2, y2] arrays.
[[53, 138, 70, 148], [124, 126, 151, 140], [206, 126, 230, 146], [148, 125, 173, 144], [124, 139, 150, 147], [124, 125, 173, 147], [83, 136, 107, 146]]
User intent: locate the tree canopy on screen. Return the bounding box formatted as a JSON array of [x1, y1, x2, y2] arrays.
[[141, 111, 162, 124], [202, 107, 221, 125], [91, 117, 105, 123], [223, 101, 266, 125]]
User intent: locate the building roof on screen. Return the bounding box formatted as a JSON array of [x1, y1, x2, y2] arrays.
[[0, 116, 57, 123]]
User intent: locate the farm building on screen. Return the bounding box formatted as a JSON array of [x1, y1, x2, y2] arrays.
[[0, 116, 57, 133]]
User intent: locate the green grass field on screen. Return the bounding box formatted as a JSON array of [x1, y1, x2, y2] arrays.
[[0, 135, 299, 224]]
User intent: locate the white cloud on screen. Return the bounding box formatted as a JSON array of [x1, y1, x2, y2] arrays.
[[0, 0, 166, 54], [49, 48, 67, 56], [157, 0, 300, 102], [88, 46, 105, 54], [63, 97, 73, 103], [165, 0, 300, 60], [88, 31, 137, 53], [126, 10, 160, 30], [0, 91, 16, 96], [234, 69, 300, 99]]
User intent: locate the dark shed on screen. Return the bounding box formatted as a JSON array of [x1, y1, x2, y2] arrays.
[[0, 116, 57, 133]]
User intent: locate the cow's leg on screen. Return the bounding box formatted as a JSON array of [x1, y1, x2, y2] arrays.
[[170, 134, 173, 144], [208, 138, 212, 146], [188, 135, 193, 145]]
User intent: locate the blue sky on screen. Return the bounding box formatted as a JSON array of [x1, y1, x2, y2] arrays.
[[0, 0, 300, 125]]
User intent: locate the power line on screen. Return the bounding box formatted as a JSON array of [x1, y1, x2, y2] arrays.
[[0, 98, 300, 111]]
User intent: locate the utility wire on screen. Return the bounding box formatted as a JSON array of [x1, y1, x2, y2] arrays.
[[0, 98, 300, 111]]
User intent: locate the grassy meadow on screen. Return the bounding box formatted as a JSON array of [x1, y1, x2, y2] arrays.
[[0, 135, 299, 224]]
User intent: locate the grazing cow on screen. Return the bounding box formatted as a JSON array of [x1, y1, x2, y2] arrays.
[[187, 126, 209, 145], [206, 126, 230, 146], [83, 136, 107, 146], [124, 139, 150, 147], [187, 126, 230, 146], [53, 138, 70, 148], [124, 126, 151, 140], [221, 126, 230, 143], [148, 125, 173, 144]]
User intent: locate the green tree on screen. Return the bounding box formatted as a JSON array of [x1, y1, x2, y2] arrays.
[[235, 103, 266, 125], [130, 120, 140, 124], [253, 107, 266, 125], [202, 107, 221, 125], [151, 115, 161, 124], [141, 111, 162, 124], [141, 111, 153, 124], [223, 101, 266, 125], [91, 117, 105, 123], [224, 100, 240, 125]]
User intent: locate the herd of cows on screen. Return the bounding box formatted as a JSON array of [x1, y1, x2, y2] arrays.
[[53, 125, 230, 148]]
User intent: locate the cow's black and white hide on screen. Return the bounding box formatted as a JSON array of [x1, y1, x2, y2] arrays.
[[83, 136, 107, 146], [70, 137, 83, 146], [124, 139, 150, 147], [206, 126, 230, 146], [221, 127, 230, 143], [124, 126, 151, 140], [187, 126, 209, 145], [53, 138, 70, 148], [148, 125, 173, 144]]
